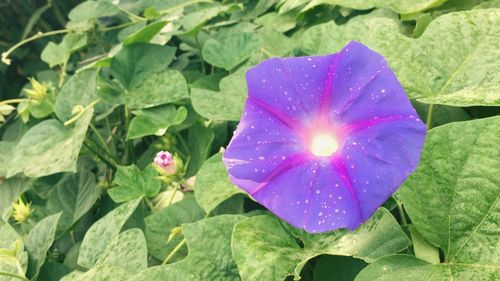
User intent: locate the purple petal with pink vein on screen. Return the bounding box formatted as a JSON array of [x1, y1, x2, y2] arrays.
[[223, 41, 426, 233]]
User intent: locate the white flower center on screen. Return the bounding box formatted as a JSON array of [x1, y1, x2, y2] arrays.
[[311, 134, 338, 157]]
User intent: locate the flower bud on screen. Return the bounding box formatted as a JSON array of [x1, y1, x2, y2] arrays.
[[167, 226, 182, 243], [23, 78, 48, 105], [154, 151, 177, 175], [11, 199, 32, 224]]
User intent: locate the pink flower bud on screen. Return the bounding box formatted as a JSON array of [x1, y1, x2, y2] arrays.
[[154, 151, 176, 175]]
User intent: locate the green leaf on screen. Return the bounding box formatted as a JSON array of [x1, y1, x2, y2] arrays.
[[301, 9, 500, 106], [25, 213, 61, 279], [185, 125, 214, 177], [191, 67, 248, 121], [55, 69, 97, 121], [409, 226, 440, 264], [127, 105, 187, 140], [474, 0, 500, 9], [123, 70, 189, 108], [412, 102, 471, 128], [194, 153, 244, 214], [179, 3, 241, 33], [100, 43, 188, 109], [0, 177, 32, 221], [45, 169, 101, 233], [144, 196, 205, 261], [95, 229, 147, 273], [7, 110, 93, 178], [41, 33, 87, 67], [354, 255, 436, 281], [77, 199, 141, 269], [60, 264, 132, 281], [299, 0, 450, 14], [397, 116, 500, 279], [0, 223, 28, 279], [38, 261, 71, 281], [123, 21, 168, 46], [400, 9, 500, 106], [232, 208, 411, 281], [313, 255, 367, 281], [68, 0, 119, 22], [254, 12, 297, 32], [0, 142, 16, 177], [108, 165, 161, 203], [134, 215, 247, 281], [300, 15, 398, 56], [111, 43, 176, 89], [202, 32, 259, 70]]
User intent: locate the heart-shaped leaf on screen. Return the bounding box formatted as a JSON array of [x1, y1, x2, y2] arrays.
[[78, 199, 141, 269], [7, 110, 93, 178], [379, 116, 500, 280], [232, 208, 410, 281], [194, 153, 245, 214]]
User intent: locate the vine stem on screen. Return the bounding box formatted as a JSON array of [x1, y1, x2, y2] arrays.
[[89, 123, 113, 156], [83, 140, 116, 169], [124, 106, 135, 163], [118, 7, 147, 22], [144, 197, 155, 211], [64, 99, 100, 126], [98, 21, 137, 32], [58, 60, 68, 87], [2, 29, 70, 65], [166, 187, 179, 207], [162, 238, 186, 265], [87, 134, 119, 164], [397, 202, 408, 226], [426, 104, 434, 130], [194, 35, 206, 73], [0, 272, 28, 281]]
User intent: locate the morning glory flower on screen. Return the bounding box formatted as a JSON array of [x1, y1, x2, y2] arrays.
[[223, 41, 426, 233]]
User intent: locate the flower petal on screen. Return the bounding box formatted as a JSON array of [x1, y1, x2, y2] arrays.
[[252, 159, 362, 233], [329, 41, 418, 125], [246, 54, 338, 127], [223, 101, 305, 194], [339, 118, 426, 222]]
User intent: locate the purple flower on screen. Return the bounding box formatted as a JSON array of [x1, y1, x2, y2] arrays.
[[223, 41, 426, 233]]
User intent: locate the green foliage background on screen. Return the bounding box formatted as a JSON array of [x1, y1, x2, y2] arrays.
[[0, 0, 499, 280]]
